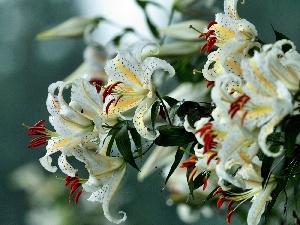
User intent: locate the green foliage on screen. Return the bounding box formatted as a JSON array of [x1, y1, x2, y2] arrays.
[[176, 101, 213, 126], [115, 121, 140, 171], [284, 114, 300, 158], [165, 146, 185, 184], [155, 125, 196, 147]]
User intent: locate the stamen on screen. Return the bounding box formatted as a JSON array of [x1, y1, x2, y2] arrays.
[[75, 190, 83, 203], [102, 81, 123, 102], [180, 155, 197, 168], [213, 187, 224, 197], [228, 94, 250, 118], [188, 167, 197, 182], [65, 174, 83, 203], [203, 177, 208, 190], [207, 152, 218, 165], [89, 78, 104, 93], [206, 80, 214, 88], [207, 21, 217, 29], [105, 98, 115, 114], [28, 135, 47, 148], [114, 94, 123, 106], [217, 196, 226, 208], [227, 200, 235, 211], [226, 210, 234, 224]]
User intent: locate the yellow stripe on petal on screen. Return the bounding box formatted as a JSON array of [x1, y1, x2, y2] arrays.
[[226, 58, 242, 75], [47, 137, 72, 153], [107, 97, 143, 115], [114, 58, 143, 87], [250, 59, 276, 94]]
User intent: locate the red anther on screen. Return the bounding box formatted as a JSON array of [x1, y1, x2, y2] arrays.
[[241, 111, 248, 125], [102, 81, 123, 102], [65, 176, 72, 186], [70, 182, 81, 195], [114, 94, 123, 106], [207, 152, 218, 165], [28, 120, 46, 136], [228, 94, 250, 118], [75, 190, 83, 203], [203, 133, 217, 152], [206, 80, 214, 88], [207, 21, 217, 29], [205, 30, 215, 39], [28, 135, 47, 148], [65, 175, 77, 186], [206, 37, 217, 52], [89, 78, 104, 93], [213, 187, 224, 197], [203, 177, 208, 190], [180, 155, 197, 168], [188, 167, 198, 182], [226, 210, 234, 224], [227, 200, 235, 212], [105, 98, 115, 114], [195, 122, 212, 137], [200, 42, 208, 52], [217, 196, 226, 208]]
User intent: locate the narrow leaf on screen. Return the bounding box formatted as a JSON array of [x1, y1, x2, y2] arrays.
[[155, 125, 196, 147], [284, 115, 300, 157], [165, 146, 184, 184], [163, 96, 179, 108], [261, 153, 275, 188], [36, 17, 103, 39], [130, 128, 142, 157], [115, 123, 139, 171]]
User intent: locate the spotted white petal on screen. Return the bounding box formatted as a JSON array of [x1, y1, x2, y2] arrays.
[[133, 97, 158, 140], [247, 181, 276, 225], [39, 155, 57, 173]]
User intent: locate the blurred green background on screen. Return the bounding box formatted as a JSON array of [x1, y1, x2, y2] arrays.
[[1, 0, 300, 225]]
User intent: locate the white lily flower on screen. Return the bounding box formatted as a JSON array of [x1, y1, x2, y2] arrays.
[[212, 55, 293, 157], [102, 42, 175, 140], [200, 0, 259, 82], [39, 81, 97, 176], [258, 39, 300, 93], [81, 149, 127, 224], [215, 157, 276, 225]]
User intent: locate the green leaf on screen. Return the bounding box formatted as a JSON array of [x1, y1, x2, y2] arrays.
[[36, 17, 103, 39], [284, 114, 300, 157], [155, 125, 196, 147], [264, 152, 300, 223], [294, 175, 300, 208], [105, 121, 127, 156], [163, 96, 179, 108], [150, 100, 160, 130], [165, 146, 184, 184], [271, 25, 290, 41], [201, 186, 219, 206], [267, 132, 285, 145], [261, 153, 275, 188], [129, 128, 142, 157], [115, 122, 139, 171], [264, 177, 288, 223], [188, 170, 207, 198], [176, 101, 213, 126]]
